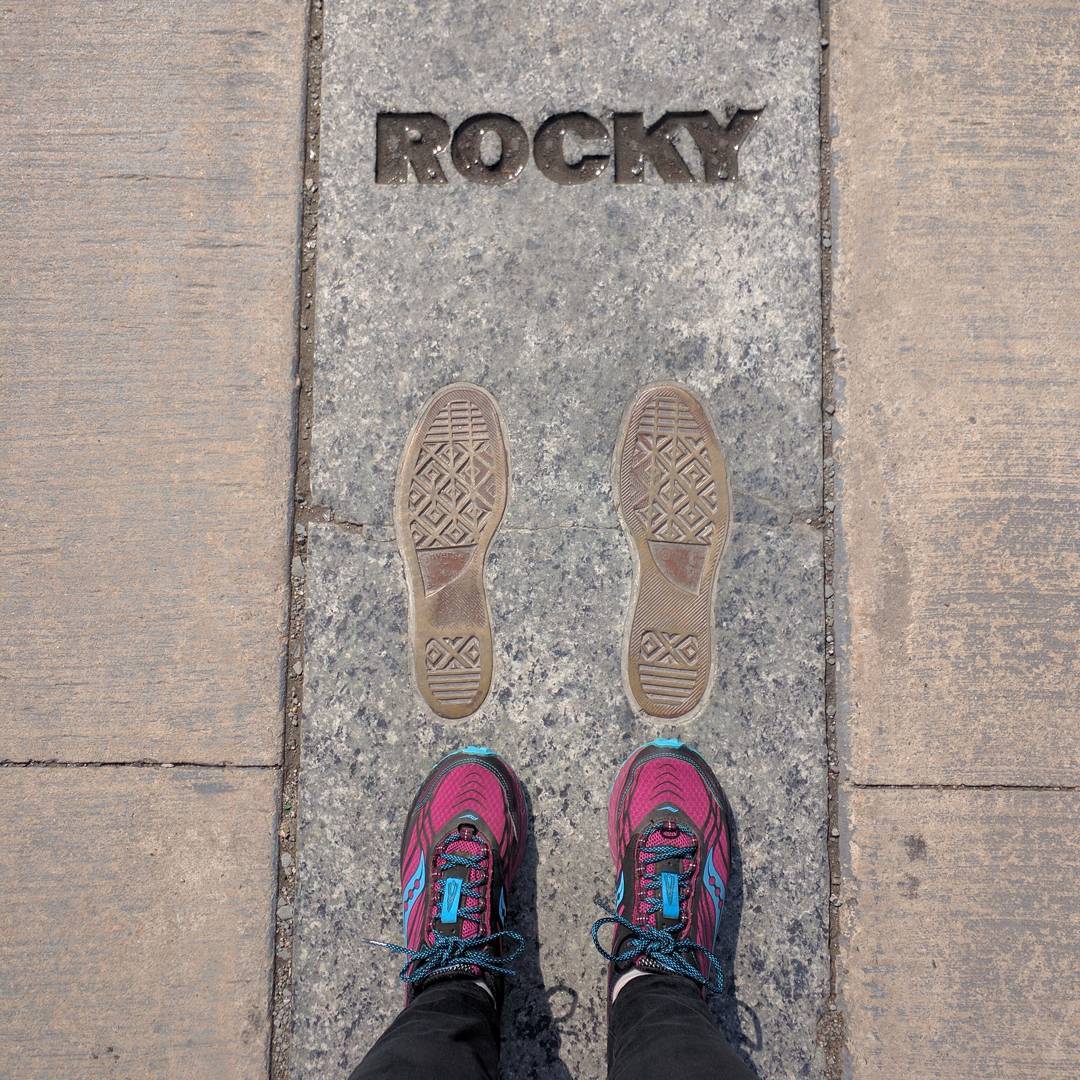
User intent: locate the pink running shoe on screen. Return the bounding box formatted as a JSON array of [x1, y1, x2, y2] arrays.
[[593, 739, 730, 994], [378, 747, 528, 1003]]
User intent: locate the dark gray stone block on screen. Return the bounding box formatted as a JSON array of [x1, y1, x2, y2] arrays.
[[311, 0, 822, 531], [292, 522, 827, 1078], [296, 0, 825, 1075]]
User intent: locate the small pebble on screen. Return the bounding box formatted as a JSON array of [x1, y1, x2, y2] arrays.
[[291, 555, 305, 581], [280, 852, 294, 869], [292, 661, 303, 676], [277, 904, 295, 920]]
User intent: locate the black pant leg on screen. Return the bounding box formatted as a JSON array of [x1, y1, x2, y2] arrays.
[[347, 980, 500, 1080], [608, 975, 755, 1080]]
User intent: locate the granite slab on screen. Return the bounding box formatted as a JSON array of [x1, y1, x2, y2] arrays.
[[311, 0, 822, 532], [297, 0, 825, 1074], [293, 521, 826, 1078]]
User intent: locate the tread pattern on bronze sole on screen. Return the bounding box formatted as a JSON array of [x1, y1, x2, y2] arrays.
[[396, 384, 508, 719], [615, 383, 731, 719]]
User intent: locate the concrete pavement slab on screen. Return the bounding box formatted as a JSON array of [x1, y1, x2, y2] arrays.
[[0, 766, 280, 1079], [0, 1, 307, 764], [830, 0, 1079, 785], [838, 787, 1079, 1078]]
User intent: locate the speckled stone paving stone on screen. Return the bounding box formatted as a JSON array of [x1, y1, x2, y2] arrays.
[[294, 518, 825, 1079], [311, 0, 822, 530], [296, 0, 824, 1076]]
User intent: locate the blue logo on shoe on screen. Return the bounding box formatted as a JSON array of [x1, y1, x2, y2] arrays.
[[660, 871, 681, 919], [703, 849, 726, 947], [440, 877, 464, 924]]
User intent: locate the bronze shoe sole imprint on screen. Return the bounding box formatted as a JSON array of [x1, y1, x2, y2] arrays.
[[395, 383, 510, 719], [614, 383, 733, 719]]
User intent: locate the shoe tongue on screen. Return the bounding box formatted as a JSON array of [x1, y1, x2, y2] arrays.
[[635, 820, 695, 929], [444, 822, 485, 857], [435, 824, 488, 941]]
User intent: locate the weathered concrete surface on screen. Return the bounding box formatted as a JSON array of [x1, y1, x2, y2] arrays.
[[831, 0, 1080, 786], [0, 767, 280, 1079], [831, 2, 1080, 1076], [0, 1, 307, 763], [296, 1, 826, 1076], [295, 522, 825, 1078], [838, 787, 1079, 1077]]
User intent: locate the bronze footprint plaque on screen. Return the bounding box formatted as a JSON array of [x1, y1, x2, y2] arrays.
[[614, 383, 732, 719], [395, 383, 509, 719]]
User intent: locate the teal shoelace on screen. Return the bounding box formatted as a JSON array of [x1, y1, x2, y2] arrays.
[[368, 844, 524, 986], [591, 823, 724, 993], [375, 925, 525, 986]]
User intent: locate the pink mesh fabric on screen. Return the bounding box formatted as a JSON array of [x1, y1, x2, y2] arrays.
[[610, 752, 720, 859], [428, 764, 509, 844]]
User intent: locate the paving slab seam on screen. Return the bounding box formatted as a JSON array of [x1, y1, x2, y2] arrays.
[[302, 504, 366, 532], [309, 507, 823, 536], [847, 781, 1079, 793], [270, 1, 324, 1077], [816, 0, 843, 1075]]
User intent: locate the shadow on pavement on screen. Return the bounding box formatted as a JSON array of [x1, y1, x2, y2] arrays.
[[502, 815, 575, 1079]]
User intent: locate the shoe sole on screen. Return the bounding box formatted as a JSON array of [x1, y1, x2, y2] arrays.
[[613, 383, 732, 719], [395, 383, 509, 718]]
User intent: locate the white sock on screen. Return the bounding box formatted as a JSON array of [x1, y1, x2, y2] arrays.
[[610, 968, 651, 1003], [472, 977, 496, 1004]]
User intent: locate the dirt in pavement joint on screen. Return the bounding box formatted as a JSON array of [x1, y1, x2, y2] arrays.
[[270, 0, 323, 1076], [815, 0, 845, 1075]]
